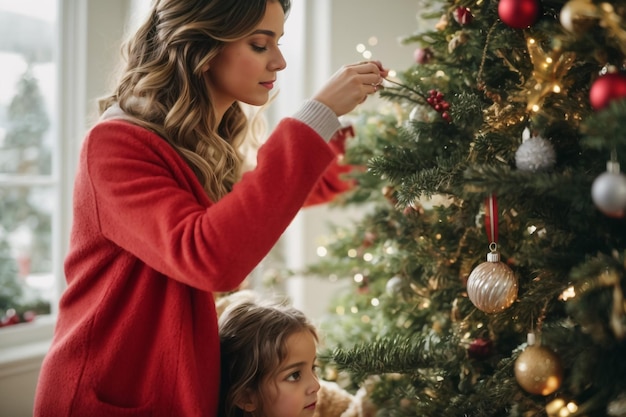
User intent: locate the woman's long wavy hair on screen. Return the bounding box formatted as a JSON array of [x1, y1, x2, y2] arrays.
[[99, 0, 291, 201], [218, 297, 318, 417]]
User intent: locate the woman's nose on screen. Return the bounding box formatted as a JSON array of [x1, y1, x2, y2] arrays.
[[271, 49, 287, 71]]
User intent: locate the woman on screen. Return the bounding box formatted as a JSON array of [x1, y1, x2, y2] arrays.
[[33, 0, 386, 416]]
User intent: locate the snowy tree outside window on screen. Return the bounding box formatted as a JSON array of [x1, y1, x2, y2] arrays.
[[0, 1, 57, 327]]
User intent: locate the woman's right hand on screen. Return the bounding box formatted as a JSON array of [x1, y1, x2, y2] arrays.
[[312, 60, 389, 117]]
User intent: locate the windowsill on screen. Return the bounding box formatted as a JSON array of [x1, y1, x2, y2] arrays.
[[0, 315, 54, 378]]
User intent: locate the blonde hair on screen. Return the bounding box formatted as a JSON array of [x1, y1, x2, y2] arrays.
[[218, 295, 318, 417], [99, 0, 291, 202]]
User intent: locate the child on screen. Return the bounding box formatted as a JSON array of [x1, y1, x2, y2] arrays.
[[216, 290, 376, 417], [219, 294, 321, 417]]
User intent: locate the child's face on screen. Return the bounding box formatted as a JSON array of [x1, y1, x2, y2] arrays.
[[261, 330, 320, 417]]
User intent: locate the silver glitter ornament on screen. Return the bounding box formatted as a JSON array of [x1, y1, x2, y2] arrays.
[[466, 251, 518, 313], [515, 134, 556, 172]]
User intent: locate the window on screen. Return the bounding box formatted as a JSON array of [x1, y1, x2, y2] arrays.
[[0, 1, 57, 329], [0, 0, 133, 357]]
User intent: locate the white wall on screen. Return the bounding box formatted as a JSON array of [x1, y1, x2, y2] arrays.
[[276, 0, 420, 321]]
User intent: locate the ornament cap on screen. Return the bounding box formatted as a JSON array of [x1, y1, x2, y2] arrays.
[[527, 332, 536, 346], [607, 160, 621, 174], [486, 251, 500, 262]]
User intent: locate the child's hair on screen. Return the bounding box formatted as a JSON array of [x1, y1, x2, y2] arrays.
[[218, 294, 318, 417], [99, 0, 291, 202]]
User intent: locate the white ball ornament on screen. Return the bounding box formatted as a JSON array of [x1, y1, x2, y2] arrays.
[[591, 161, 626, 218], [515, 132, 556, 172], [559, 0, 599, 33], [466, 251, 518, 313], [386, 276, 404, 296], [409, 104, 436, 124]]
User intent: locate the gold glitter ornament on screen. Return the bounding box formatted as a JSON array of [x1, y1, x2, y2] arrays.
[[466, 251, 518, 313], [515, 333, 563, 396]]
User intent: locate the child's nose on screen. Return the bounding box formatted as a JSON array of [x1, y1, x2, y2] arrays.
[[308, 375, 321, 395]]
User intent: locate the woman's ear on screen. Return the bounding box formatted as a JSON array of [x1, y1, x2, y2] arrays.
[[202, 62, 210, 72]]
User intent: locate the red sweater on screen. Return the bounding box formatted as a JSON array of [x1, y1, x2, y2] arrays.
[[33, 118, 349, 417]]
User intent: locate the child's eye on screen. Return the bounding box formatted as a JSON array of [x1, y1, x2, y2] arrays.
[[286, 371, 301, 381]]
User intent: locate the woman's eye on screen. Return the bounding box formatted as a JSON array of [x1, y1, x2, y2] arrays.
[[251, 44, 267, 52]]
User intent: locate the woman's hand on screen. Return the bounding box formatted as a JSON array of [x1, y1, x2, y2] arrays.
[[312, 60, 389, 117]]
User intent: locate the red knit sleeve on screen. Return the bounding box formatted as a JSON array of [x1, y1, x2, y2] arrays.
[[82, 119, 335, 292], [303, 125, 357, 207]]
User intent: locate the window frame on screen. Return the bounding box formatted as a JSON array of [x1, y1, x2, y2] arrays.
[[0, 0, 133, 362]]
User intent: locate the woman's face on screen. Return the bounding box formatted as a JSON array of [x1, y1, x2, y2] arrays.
[[205, 1, 287, 116]]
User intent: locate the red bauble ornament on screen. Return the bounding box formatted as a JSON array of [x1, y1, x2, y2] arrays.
[[414, 47, 434, 65], [362, 231, 377, 248], [589, 72, 626, 110], [454, 7, 474, 25], [498, 0, 541, 28], [0, 309, 20, 327], [23, 310, 37, 322], [468, 338, 494, 360]]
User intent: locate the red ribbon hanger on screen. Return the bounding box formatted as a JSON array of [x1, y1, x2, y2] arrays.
[[484, 194, 498, 244]]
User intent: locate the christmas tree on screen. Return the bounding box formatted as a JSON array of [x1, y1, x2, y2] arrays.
[[306, 0, 626, 415]]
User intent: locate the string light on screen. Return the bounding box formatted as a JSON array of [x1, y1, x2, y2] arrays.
[[546, 398, 579, 417], [355, 36, 380, 59], [559, 286, 576, 301]]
